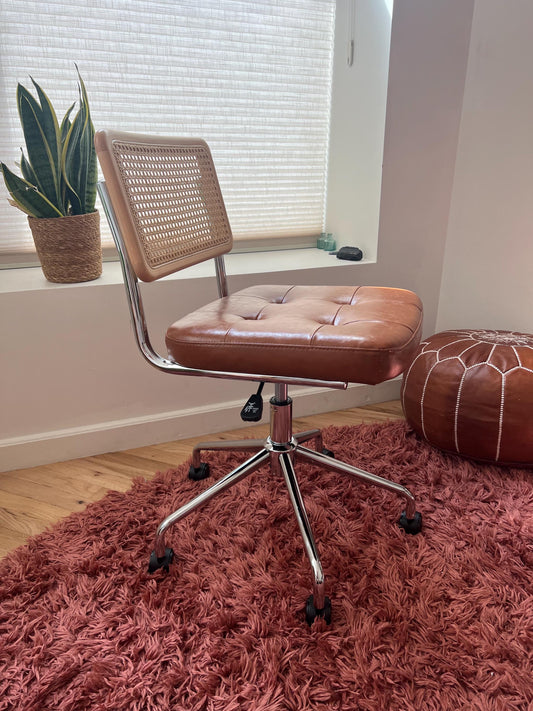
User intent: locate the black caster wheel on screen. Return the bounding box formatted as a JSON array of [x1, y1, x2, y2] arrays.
[[398, 510, 422, 535], [188, 462, 210, 480], [305, 595, 332, 625], [322, 447, 335, 458], [148, 547, 174, 573]]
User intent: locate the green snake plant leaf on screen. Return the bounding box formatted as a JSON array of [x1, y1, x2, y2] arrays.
[[84, 123, 97, 214], [30, 77, 61, 172], [1, 162, 63, 218], [60, 102, 76, 144], [19, 148, 38, 186], [61, 105, 84, 214], [29, 78, 64, 212], [61, 71, 97, 215], [60, 102, 76, 209], [16, 83, 43, 127], [16, 85, 46, 196], [18, 84, 60, 178], [17, 89, 62, 210], [78, 71, 97, 214]]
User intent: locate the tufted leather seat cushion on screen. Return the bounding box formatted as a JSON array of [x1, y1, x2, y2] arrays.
[[166, 285, 423, 384], [401, 329, 533, 465]]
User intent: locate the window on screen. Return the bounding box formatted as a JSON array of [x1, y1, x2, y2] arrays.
[[0, 0, 335, 264]]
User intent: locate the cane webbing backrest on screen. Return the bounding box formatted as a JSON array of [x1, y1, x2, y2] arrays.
[[95, 130, 233, 282]]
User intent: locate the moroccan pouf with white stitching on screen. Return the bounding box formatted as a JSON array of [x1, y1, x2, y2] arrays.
[[401, 329, 533, 466]]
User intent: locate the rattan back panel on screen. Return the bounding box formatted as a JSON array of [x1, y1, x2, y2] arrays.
[[95, 130, 233, 281]]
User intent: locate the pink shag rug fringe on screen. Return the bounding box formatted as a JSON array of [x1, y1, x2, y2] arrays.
[[0, 421, 532, 711]]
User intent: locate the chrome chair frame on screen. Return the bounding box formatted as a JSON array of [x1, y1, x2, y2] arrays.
[[98, 181, 419, 624]]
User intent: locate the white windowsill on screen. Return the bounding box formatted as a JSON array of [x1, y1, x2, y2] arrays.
[[0, 248, 374, 295]]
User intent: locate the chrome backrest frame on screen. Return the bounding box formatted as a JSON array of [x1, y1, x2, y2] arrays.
[[98, 180, 348, 390]]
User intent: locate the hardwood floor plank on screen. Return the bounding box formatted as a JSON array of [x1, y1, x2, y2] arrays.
[[11, 462, 135, 495], [0, 490, 71, 537], [0, 531, 26, 559], [0, 468, 114, 509], [89, 450, 181, 476], [0, 401, 405, 558]]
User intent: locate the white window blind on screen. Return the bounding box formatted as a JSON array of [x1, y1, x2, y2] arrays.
[[0, 0, 335, 259]]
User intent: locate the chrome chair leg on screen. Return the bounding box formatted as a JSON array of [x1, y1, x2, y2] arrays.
[[277, 450, 331, 625], [150, 448, 270, 568], [292, 428, 323, 450], [295, 444, 422, 529], [191, 438, 265, 468]]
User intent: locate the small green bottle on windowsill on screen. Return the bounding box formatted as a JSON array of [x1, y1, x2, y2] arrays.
[[317, 232, 336, 251]]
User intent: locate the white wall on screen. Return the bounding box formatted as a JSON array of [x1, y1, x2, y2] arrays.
[[437, 0, 533, 332], [326, 0, 392, 261], [367, 0, 474, 333], [0, 0, 475, 470]]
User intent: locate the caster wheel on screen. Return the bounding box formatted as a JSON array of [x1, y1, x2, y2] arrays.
[[322, 447, 335, 458], [148, 547, 174, 573], [305, 595, 332, 625], [398, 510, 422, 535], [188, 462, 210, 480]]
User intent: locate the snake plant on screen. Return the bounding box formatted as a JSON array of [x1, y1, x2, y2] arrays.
[[1, 68, 97, 218]]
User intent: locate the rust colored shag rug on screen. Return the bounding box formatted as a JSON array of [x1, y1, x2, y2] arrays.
[[0, 422, 532, 711]]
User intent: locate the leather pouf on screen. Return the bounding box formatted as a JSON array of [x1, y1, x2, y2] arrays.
[[401, 329, 533, 466]]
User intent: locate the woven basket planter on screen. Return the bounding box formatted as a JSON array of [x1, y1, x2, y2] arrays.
[[28, 211, 102, 283]]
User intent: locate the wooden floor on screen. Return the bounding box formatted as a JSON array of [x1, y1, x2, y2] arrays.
[[0, 400, 404, 559]]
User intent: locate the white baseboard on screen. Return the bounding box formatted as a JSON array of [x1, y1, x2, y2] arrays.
[[0, 379, 401, 472]]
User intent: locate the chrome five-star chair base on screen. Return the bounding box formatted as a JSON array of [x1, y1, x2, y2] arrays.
[[148, 383, 421, 625]]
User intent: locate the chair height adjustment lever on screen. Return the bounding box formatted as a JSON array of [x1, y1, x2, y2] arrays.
[[240, 382, 265, 422]]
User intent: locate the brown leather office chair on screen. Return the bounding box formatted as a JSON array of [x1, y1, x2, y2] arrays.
[[95, 130, 423, 625]]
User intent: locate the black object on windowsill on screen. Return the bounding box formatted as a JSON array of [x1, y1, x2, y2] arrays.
[[329, 246, 363, 261]]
